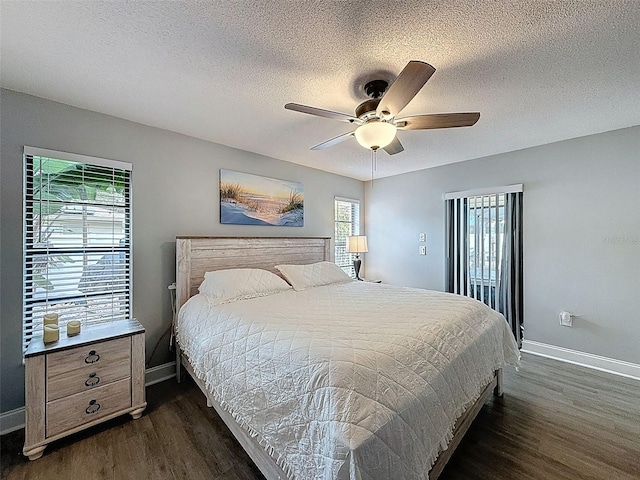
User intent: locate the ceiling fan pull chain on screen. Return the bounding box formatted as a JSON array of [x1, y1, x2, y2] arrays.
[[371, 149, 374, 186]]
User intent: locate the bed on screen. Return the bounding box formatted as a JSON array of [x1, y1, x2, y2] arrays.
[[174, 236, 520, 480]]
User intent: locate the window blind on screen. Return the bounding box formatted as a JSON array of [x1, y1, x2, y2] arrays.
[[334, 198, 360, 277], [23, 148, 132, 353]]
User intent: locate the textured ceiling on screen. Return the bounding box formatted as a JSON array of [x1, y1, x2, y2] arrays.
[[1, 1, 639, 180]]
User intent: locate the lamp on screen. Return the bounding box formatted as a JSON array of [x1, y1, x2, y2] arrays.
[[346, 235, 368, 280], [354, 121, 397, 150]]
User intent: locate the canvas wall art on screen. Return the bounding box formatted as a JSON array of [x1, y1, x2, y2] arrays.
[[220, 169, 304, 226]]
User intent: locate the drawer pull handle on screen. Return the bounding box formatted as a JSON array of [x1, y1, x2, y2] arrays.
[[84, 350, 100, 364], [85, 373, 100, 387], [85, 400, 101, 415]]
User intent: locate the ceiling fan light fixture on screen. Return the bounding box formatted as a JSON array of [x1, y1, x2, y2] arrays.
[[354, 120, 397, 150]]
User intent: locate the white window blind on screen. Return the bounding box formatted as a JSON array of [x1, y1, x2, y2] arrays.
[[334, 198, 360, 277], [23, 148, 132, 353]]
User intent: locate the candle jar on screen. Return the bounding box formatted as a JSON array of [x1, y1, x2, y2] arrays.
[[43, 324, 60, 344], [43, 313, 59, 326], [67, 320, 81, 336]]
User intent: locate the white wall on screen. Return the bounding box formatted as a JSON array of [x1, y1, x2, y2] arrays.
[[0, 88, 364, 413], [365, 126, 640, 365]]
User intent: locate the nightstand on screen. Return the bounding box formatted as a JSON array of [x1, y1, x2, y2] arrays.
[[23, 319, 146, 460]]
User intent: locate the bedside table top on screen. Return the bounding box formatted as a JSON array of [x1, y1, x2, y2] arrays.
[[25, 318, 144, 358]]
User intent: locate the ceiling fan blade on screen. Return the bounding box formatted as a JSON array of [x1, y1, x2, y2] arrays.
[[376, 61, 436, 118], [396, 112, 480, 130], [285, 103, 361, 124], [382, 136, 404, 155], [310, 131, 355, 150]]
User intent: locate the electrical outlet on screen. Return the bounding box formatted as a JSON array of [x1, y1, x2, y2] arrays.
[[419, 246, 427, 255], [559, 311, 572, 327], [419, 233, 426, 242]]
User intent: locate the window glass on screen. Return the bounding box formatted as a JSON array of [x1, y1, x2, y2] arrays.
[[334, 198, 360, 276]]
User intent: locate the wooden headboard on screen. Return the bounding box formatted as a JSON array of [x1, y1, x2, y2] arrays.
[[175, 236, 331, 312]]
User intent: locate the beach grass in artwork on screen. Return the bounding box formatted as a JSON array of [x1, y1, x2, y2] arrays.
[[220, 170, 304, 226]]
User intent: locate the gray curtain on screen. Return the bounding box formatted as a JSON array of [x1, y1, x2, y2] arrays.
[[498, 192, 524, 347], [445, 198, 468, 295]]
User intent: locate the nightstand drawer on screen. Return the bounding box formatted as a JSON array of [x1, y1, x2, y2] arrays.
[[47, 354, 131, 401], [46, 377, 131, 437], [46, 336, 131, 398]]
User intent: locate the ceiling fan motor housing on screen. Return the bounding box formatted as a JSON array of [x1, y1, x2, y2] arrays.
[[355, 99, 381, 119], [358, 79, 390, 119]]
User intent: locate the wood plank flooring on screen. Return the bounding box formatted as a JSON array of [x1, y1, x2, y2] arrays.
[[2, 353, 639, 479]]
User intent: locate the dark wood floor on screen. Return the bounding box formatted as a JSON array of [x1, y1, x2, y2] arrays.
[[2, 353, 639, 480]]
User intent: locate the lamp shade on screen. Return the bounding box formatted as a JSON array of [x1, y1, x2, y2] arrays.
[[346, 235, 368, 253], [354, 121, 397, 150]]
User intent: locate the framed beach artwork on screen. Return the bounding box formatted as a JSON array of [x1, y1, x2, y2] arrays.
[[220, 169, 304, 227]]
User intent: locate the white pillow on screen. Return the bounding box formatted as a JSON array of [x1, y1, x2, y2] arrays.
[[198, 268, 291, 304], [275, 261, 354, 291]]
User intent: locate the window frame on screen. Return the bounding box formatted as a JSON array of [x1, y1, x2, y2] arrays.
[[22, 146, 133, 354], [334, 197, 361, 277]]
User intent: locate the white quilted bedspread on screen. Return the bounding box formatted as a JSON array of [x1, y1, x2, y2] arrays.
[[177, 282, 520, 480]]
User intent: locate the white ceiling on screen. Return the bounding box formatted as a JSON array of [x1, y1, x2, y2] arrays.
[[1, 1, 639, 181]]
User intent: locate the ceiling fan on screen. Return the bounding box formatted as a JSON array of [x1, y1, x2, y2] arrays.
[[285, 61, 480, 155]]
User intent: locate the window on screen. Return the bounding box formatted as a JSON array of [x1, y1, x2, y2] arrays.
[[334, 197, 360, 276], [23, 147, 132, 353], [445, 184, 523, 346]]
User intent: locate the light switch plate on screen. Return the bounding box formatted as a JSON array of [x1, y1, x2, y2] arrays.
[[419, 246, 427, 255], [419, 233, 426, 242]]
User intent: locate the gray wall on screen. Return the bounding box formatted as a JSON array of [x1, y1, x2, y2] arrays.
[[365, 126, 640, 364], [0, 88, 364, 413]]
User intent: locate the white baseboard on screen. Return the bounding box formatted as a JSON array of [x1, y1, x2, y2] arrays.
[[521, 340, 640, 381], [0, 361, 177, 436], [145, 361, 177, 387], [0, 408, 26, 436]]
